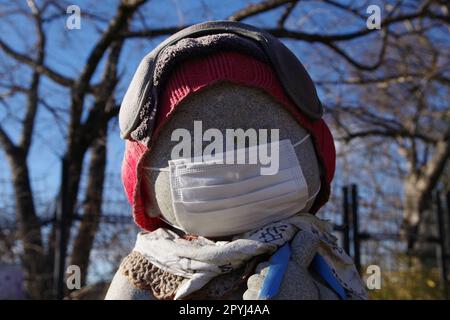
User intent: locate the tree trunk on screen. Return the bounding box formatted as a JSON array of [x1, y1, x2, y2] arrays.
[[69, 124, 107, 287], [7, 152, 49, 298], [404, 179, 434, 260], [404, 133, 450, 251]]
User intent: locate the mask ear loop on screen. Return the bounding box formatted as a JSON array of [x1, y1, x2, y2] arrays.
[[307, 182, 321, 203], [292, 134, 311, 148], [291, 133, 319, 205], [158, 216, 187, 233], [141, 165, 187, 233], [297, 183, 321, 215], [142, 166, 170, 172]]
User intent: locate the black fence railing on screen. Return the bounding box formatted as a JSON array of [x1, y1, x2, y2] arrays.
[[335, 184, 450, 299]]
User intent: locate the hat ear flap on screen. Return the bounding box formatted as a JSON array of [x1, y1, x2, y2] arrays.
[[122, 140, 164, 231]]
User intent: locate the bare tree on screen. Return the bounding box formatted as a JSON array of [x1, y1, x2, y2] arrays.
[[0, 0, 49, 298], [323, 7, 450, 249], [0, 0, 146, 298]]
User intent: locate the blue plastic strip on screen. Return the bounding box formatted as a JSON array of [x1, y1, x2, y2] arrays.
[[259, 243, 291, 299], [311, 253, 347, 299]]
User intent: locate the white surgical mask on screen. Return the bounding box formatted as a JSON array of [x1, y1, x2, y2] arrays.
[[149, 135, 319, 237]]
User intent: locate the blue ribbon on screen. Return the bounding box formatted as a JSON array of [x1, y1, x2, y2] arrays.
[[259, 243, 291, 299], [258, 244, 347, 300], [311, 253, 347, 299]]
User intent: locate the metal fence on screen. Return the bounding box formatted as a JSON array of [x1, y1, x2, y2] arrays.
[[330, 184, 450, 299]]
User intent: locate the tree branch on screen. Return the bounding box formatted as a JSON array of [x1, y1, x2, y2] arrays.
[[0, 39, 75, 88], [277, 0, 298, 27], [419, 128, 450, 192], [74, 0, 146, 97], [80, 39, 124, 151], [228, 0, 295, 21], [121, 0, 433, 53], [316, 73, 422, 86], [321, 29, 388, 71], [118, 26, 185, 39], [70, 0, 147, 134], [266, 1, 433, 42], [20, 0, 45, 153], [0, 124, 17, 156], [337, 129, 438, 144]]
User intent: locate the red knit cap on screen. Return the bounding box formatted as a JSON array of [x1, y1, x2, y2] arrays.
[[122, 51, 336, 231]]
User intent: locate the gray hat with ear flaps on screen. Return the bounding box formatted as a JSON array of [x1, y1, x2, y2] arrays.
[[119, 20, 323, 143]]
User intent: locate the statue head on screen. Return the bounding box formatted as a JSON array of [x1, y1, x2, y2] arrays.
[[119, 21, 335, 237]]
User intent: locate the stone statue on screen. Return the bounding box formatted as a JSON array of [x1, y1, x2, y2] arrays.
[[105, 21, 367, 300]]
